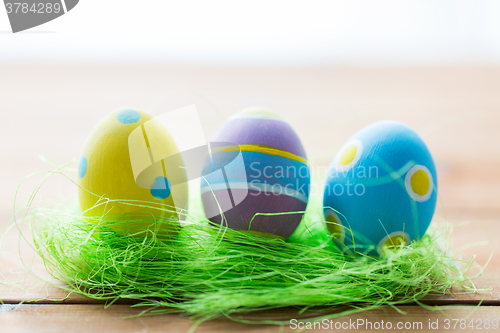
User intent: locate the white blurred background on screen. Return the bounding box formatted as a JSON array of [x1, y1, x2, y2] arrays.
[[1, 0, 500, 215], [1, 0, 500, 65]]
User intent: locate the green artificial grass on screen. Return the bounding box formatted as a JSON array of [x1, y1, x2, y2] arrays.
[[9, 165, 483, 329]]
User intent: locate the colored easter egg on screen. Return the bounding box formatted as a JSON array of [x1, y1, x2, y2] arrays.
[[78, 109, 188, 236], [323, 120, 437, 255], [201, 107, 310, 240]]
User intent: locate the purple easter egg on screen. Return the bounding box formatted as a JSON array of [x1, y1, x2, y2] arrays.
[[201, 107, 310, 239]]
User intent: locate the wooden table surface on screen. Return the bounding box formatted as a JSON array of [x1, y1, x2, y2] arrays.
[[1, 65, 499, 332]]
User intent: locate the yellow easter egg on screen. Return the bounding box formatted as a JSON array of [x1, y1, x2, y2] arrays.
[[78, 109, 188, 237]]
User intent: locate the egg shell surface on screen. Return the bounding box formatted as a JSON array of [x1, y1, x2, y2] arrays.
[[78, 109, 187, 236], [201, 107, 310, 239], [323, 120, 437, 255]]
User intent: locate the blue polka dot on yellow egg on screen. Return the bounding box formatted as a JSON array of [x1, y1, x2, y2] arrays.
[[78, 156, 87, 178], [150, 177, 171, 199], [116, 109, 141, 124]]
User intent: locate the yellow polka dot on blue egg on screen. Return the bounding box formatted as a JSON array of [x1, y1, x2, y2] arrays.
[[323, 120, 437, 255], [78, 109, 187, 237]]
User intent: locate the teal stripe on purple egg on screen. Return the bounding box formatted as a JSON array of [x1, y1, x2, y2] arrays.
[[201, 151, 310, 203]]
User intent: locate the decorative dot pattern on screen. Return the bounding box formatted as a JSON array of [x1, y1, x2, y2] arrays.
[[116, 110, 141, 124], [376, 232, 410, 255], [405, 165, 433, 202], [150, 177, 172, 199], [78, 156, 87, 178], [324, 209, 345, 243], [339, 145, 357, 166], [383, 235, 407, 250], [334, 140, 363, 173], [411, 169, 430, 197]]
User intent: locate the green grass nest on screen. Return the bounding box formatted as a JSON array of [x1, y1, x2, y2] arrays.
[[10, 167, 482, 327]]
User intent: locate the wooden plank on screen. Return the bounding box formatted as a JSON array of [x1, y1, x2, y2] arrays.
[[1, 304, 499, 333], [0, 66, 500, 210]]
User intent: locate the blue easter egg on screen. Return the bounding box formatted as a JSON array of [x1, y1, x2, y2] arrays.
[[323, 120, 437, 255]]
